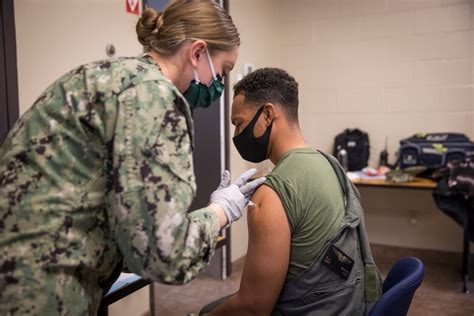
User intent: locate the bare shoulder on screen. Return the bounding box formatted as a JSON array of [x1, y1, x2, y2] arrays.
[[247, 184, 287, 228], [251, 183, 280, 205]]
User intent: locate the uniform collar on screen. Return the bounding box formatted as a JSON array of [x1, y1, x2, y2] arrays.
[[139, 53, 162, 70]]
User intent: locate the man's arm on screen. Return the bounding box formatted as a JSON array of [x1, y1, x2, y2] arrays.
[[208, 184, 291, 316]]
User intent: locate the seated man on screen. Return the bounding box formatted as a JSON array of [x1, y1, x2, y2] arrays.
[[201, 68, 381, 316]]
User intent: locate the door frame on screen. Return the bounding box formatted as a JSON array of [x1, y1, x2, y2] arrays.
[[0, 0, 19, 145]]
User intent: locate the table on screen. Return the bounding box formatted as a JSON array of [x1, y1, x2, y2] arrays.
[[351, 177, 436, 190], [352, 176, 470, 293]]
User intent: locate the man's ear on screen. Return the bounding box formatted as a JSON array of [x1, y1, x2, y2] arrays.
[[263, 103, 276, 125], [188, 40, 207, 68]]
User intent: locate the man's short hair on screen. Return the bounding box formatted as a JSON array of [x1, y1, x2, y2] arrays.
[[233, 67, 299, 123]]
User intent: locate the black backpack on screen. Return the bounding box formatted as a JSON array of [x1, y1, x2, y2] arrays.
[[333, 128, 370, 171]]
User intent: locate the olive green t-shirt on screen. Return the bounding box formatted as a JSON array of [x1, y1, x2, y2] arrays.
[[265, 148, 345, 282]]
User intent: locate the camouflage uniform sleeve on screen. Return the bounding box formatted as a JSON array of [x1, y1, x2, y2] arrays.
[[111, 80, 220, 284]]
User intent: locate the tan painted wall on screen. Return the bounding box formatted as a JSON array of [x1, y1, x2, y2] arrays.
[[229, 0, 474, 261], [14, 0, 142, 115]]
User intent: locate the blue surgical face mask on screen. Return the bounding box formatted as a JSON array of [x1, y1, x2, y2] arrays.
[[183, 49, 224, 110]]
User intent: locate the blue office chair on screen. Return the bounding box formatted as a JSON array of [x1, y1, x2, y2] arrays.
[[369, 257, 424, 316]]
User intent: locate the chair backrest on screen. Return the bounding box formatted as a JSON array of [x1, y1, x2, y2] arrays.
[[368, 257, 424, 316]]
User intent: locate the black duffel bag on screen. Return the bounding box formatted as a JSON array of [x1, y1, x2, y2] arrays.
[[398, 133, 474, 170], [333, 128, 370, 171]]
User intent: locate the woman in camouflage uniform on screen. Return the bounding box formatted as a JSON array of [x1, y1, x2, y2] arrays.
[[0, 1, 264, 314]]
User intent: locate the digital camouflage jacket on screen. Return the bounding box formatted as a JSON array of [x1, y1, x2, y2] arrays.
[[0, 55, 219, 315]]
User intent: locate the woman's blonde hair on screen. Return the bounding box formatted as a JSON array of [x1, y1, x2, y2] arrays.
[[136, 0, 240, 56]]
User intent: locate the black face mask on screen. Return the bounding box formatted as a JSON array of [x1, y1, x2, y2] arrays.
[[233, 106, 273, 163]]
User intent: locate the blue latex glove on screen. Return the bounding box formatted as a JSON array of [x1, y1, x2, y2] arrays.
[[210, 168, 266, 227]]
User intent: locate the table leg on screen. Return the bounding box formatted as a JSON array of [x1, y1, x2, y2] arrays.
[[462, 227, 470, 294]]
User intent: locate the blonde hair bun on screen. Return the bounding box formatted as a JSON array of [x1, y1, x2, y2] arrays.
[[136, 7, 163, 47]]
